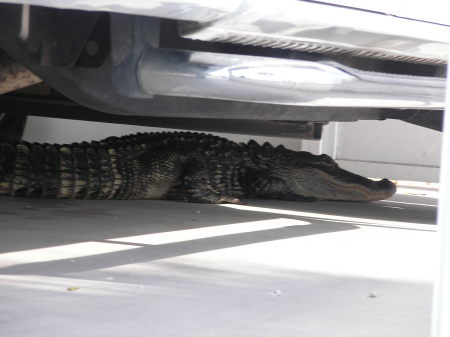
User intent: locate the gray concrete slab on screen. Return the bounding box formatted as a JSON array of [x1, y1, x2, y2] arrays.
[[0, 187, 438, 337]]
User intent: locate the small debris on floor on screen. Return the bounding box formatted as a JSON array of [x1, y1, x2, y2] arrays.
[[67, 287, 80, 291], [267, 289, 282, 297], [368, 292, 378, 299]]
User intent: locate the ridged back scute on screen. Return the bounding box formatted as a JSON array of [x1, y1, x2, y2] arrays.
[[0, 143, 16, 195], [57, 146, 74, 198], [72, 147, 89, 199], [27, 144, 46, 198], [44, 145, 61, 198], [12, 143, 30, 197]]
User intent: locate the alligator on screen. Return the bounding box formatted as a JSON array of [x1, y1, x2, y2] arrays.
[[0, 131, 396, 203]]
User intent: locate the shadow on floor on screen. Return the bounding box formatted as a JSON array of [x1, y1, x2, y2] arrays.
[[0, 195, 437, 277]]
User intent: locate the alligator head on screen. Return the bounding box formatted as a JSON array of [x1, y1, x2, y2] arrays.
[[258, 144, 396, 202]]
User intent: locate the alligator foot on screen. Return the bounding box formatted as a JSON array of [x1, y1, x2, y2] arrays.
[[177, 157, 245, 204], [184, 190, 243, 204], [217, 196, 244, 204]]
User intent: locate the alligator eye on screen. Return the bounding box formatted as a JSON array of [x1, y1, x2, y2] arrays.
[[319, 154, 334, 164]]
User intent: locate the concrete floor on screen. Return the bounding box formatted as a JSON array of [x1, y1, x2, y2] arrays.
[[0, 185, 439, 337]]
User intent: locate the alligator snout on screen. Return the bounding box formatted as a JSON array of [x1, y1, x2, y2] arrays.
[[362, 178, 397, 201], [377, 178, 397, 195]]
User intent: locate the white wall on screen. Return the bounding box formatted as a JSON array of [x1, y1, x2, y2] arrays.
[[23, 116, 162, 144], [302, 120, 442, 182]]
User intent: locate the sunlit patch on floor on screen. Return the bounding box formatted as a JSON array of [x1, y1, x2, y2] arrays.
[[219, 204, 436, 231], [109, 218, 310, 245], [379, 200, 436, 207], [0, 242, 140, 268]]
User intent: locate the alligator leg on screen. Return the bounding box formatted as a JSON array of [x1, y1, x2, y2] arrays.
[[246, 170, 316, 201], [179, 158, 242, 204], [0, 113, 27, 143]]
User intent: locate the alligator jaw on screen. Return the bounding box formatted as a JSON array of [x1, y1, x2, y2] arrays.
[[321, 178, 397, 202], [292, 169, 397, 202]]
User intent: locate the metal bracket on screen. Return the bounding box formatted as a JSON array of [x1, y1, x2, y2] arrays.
[[0, 112, 27, 143]]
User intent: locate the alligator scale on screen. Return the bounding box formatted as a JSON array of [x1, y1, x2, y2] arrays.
[[0, 132, 396, 203]]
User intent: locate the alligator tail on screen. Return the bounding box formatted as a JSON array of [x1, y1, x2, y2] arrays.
[[0, 142, 136, 199]]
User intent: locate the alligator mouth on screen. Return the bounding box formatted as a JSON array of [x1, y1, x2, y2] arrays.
[[320, 177, 397, 201], [294, 169, 397, 202]]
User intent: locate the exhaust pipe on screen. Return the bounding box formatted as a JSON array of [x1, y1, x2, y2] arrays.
[[137, 47, 446, 109]]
